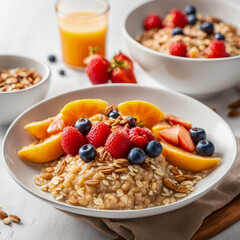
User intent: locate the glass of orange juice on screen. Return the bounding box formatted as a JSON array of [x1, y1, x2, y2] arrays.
[[56, 0, 109, 69]]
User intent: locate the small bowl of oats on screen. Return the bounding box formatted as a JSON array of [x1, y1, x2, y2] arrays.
[[0, 55, 50, 125], [122, 0, 240, 98]]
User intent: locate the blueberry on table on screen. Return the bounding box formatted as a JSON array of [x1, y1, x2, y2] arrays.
[[188, 14, 198, 25], [190, 127, 206, 143], [59, 69, 65, 76], [214, 33, 225, 40], [127, 116, 137, 128], [75, 118, 92, 135], [48, 55, 56, 62], [185, 5, 196, 15], [172, 27, 184, 36], [79, 144, 97, 162], [196, 140, 215, 156], [128, 147, 146, 165], [145, 140, 163, 158], [200, 22, 214, 34], [107, 111, 120, 119]]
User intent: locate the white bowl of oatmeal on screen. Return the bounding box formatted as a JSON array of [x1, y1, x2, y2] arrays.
[[2, 84, 237, 218], [0, 55, 51, 125], [122, 0, 240, 98]]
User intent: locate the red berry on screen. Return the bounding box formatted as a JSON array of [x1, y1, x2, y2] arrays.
[[114, 52, 134, 70], [129, 127, 155, 149], [203, 40, 229, 58], [61, 126, 86, 155], [169, 41, 187, 57], [165, 113, 192, 130], [105, 131, 131, 158], [159, 125, 180, 146], [143, 13, 163, 30], [86, 122, 112, 148], [86, 54, 110, 85], [165, 9, 187, 28]]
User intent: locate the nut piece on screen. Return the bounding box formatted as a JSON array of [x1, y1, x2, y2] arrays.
[[41, 173, 53, 180], [228, 109, 240, 117], [171, 167, 180, 175], [97, 166, 115, 174], [9, 215, 21, 223], [175, 185, 188, 193], [174, 174, 194, 182], [228, 98, 240, 108], [114, 158, 129, 167], [104, 104, 118, 116], [114, 168, 128, 173], [84, 179, 100, 186], [163, 178, 178, 190], [0, 210, 8, 220], [3, 217, 12, 225], [56, 160, 67, 175], [141, 162, 151, 171]]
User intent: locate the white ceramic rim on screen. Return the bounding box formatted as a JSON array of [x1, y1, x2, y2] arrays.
[[0, 54, 51, 95], [2, 84, 238, 218], [122, 0, 240, 62]]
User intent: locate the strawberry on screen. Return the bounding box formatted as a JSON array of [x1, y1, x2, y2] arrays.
[[105, 130, 131, 158], [164, 9, 187, 28], [143, 13, 163, 30], [129, 127, 155, 149], [86, 122, 112, 148], [85, 50, 110, 85], [169, 41, 187, 57], [159, 125, 195, 152], [178, 125, 195, 152], [114, 52, 134, 70], [203, 40, 229, 58], [47, 116, 65, 134], [110, 57, 137, 84], [165, 113, 192, 130], [159, 125, 180, 146], [61, 126, 86, 155]]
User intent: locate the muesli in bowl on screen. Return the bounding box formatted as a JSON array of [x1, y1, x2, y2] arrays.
[[18, 99, 220, 210], [137, 5, 240, 58]]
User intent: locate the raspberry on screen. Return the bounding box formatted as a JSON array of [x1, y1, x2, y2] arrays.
[[143, 13, 163, 30], [169, 41, 187, 57], [105, 131, 131, 158], [61, 126, 86, 155], [129, 127, 155, 150], [203, 40, 229, 58], [86, 122, 112, 148], [165, 9, 187, 28]]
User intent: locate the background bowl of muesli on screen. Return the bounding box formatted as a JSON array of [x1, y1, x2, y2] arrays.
[[0, 55, 51, 125], [123, 0, 240, 98], [2, 84, 237, 219]]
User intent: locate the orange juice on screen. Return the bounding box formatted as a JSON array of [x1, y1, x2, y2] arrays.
[[58, 12, 108, 68]]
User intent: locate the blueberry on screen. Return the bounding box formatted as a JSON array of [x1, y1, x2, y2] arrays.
[[59, 69, 65, 76], [48, 55, 56, 62], [75, 118, 92, 135], [127, 116, 137, 128], [172, 27, 184, 36], [200, 22, 214, 34], [145, 140, 163, 158], [196, 140, 215, 156], [187, 14, 198, 25], [127, 147, 146, 165], [108, 111, 120, 119], [189, 127, 206, 143], [214, 33, 225, 40], [79, 144, 97, 162], [185, 5, 196, 15]]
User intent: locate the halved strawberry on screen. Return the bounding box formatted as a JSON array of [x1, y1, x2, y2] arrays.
[[178, 125, 195, 152], [47, 115, 65, 134], [165, 113, 192, 130], [159, 125, 180, 146]]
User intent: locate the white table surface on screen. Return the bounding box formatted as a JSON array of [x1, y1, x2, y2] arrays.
[[0, 0, 239, 239]]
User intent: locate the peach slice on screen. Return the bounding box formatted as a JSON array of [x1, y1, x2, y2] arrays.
[[161, 141, 221, 171], [18, 132, 64, 163], [152, 120, 171, 140], [24, 117, 55, 140]]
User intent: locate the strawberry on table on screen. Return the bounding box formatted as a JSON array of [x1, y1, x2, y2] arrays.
[[203, 40, 229, 58], [143, 13, 163, 30], [164, 9, 187, 28], [169, 41, 187, 57], [85, 48, 110, 85], [114, 52, 134, 70]]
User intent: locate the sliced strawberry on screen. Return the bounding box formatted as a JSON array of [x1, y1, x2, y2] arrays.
[[47, 116, 65, 134], [165, 113, 192, 130], [158, 125, 180, 146], [178, 125, 195, 152]]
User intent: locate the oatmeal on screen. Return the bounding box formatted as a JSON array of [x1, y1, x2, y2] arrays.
[[0, 68, 42, 92], [138, 6, 240, 58]]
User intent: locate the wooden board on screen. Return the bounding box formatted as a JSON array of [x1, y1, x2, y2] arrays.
[[116, 194, 240, 240]]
